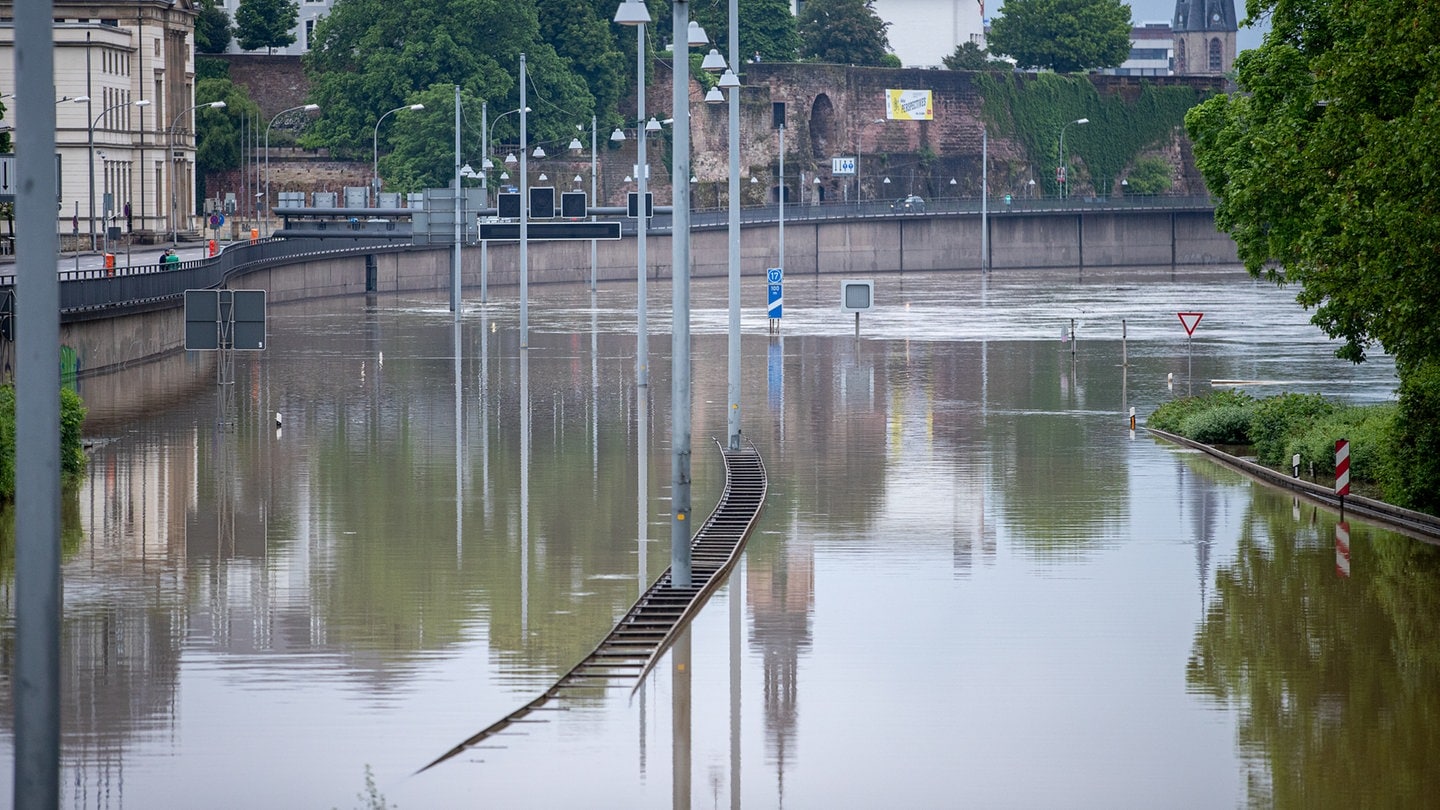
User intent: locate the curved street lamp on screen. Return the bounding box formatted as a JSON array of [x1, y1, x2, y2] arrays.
[[264, 103, 320, 235], [89, 98, 150, 251], [372, 103, 424, 206], [1058, 117, 1089, 200], [168, 100, 224, 244]]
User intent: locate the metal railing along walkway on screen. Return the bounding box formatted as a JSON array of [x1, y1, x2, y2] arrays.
[[419, 439, 767, 772]]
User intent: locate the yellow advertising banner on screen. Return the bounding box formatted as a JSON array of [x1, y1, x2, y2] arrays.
[[885, 89, 934, 121]]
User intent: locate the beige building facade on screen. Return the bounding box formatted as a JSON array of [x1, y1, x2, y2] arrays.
[[1, 0, 200, 244]]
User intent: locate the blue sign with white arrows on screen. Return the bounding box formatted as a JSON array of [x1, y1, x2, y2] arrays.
[[766, 267, 783, 319]]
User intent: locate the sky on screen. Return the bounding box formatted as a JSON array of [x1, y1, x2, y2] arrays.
[[1125, 0, 1271, 52]]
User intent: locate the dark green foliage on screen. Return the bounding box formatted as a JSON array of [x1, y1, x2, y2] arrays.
[[1249, 392, 1335, 466], [1179, 404, 1253, 445], [979, 73, 1210, 197], [1147, 389, 1255, 434], [235, 0, 298, 53], [1185, 0, 1440, 370], [195, 0, 234, 55], [691, 0, 800, 63], [942, 41, 1007, 71], [537, 0, 627, 133], [797, 0, 891, 67], [1124, 156, 1172, 195], [1285, 405, 1394, 486], [985, 0, 1132, 73], [196, 78, 261, 175], [195, 57, 230, 83], [0, 384, 88, 499], [1383, 361, 1440, 514]]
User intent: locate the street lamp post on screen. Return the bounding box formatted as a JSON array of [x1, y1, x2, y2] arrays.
[[1058, 117, 1089, 200], [89, 98, 150, 251], [169, 100, 224, 245], [373, 103, 424, 207], [264, 103, 320, 236], [614, 0, 652, 387]]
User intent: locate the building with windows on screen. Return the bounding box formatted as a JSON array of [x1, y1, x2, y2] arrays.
[[220, 0, 333, 56], [1106, 22, 1174, 76], [0, 0, 202, 243], [1173, 0, 1237, 76]]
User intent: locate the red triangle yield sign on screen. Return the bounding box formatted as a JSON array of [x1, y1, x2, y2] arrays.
[[1177, 312, 1204, 336]]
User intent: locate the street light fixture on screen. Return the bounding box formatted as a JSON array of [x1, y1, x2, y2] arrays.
[[1058, 117, 1089, 200], [373, 102, 424, 206], [89, 98, 150, 251], [615, 0, 654, 388], [264, 103, 319, 236]]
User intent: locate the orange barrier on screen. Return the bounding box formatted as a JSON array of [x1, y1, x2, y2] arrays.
[[250, 227, 259, 244], [104, 253, 115, 275], [208, 239, 218, 257]]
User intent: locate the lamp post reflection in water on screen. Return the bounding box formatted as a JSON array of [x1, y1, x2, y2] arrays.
[[520, 348, 530, 636]]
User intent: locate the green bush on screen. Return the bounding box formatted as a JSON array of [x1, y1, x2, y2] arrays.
[[1179, 404, 1253, 445], [1383, 361, 1440, 514], [0, 384, 88, 500], [1249, 392, 1336, 466], [1285, 405, 1394, 484], [1125, 156, 1172, 195], [1147, 389, 1255, 434]]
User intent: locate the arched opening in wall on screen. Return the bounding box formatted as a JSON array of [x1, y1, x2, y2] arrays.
[[1208, 38, 1222, 71], [809, 94, 835, 159]]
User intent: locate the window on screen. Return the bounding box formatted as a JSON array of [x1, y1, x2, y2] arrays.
[[1176, 40, 1186, 73], [1129, 48, 1168, 60], [304, 18, 315, 48], [1208, 38, 1222, 71]]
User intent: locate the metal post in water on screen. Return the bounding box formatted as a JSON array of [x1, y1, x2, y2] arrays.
[[452, 84, 462, 317], [670, 1, 693, 589], [520, 54, 530, 348], [14, 0, 62, 803], [726, 0, 742, 451]]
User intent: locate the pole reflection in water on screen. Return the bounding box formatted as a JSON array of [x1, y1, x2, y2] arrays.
[[672, 628, 691, 810], [454, 319, 463, 566], [729, 563, 742, 810], [521, 346, 530, 637], [480, 308, 492, 522]]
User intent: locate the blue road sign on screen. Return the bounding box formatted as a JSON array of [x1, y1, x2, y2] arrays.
[[768, 283, 783, 319], [767, 267, 783, 284]]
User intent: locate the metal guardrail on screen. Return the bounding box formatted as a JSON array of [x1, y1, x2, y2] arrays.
[[0, 195, 1219, 314]]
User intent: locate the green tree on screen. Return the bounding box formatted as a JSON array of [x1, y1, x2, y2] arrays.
[[195, 0, 233, 55], [303, 0, 594, 163], [986, 0, 1132, 73], [1185, 0, 1440, 371], [942, 41, 1006, 71], [797, 0, 891, 67], [691, 0, 801, 63], [537, 0, 626, 132], [1124, 155, 1171, 194], [235, 0, 298, 53], [195, 78, 260, 175]]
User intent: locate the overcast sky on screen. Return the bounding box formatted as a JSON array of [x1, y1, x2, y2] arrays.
[[1124, 0, 1270, 52]]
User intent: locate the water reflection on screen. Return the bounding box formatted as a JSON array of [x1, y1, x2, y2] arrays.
[[2, 269, 1431, 807]]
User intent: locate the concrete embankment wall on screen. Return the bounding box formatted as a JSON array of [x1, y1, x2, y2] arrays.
[[63, 208, 1237, 378]]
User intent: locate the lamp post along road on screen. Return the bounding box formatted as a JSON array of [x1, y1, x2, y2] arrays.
[[1059, 117, 1088, 200], [615, 0, 654, 387], [725, 0, 742, 451], [373, 103, 423, 207], [520, 53, 530, 347], [264, 103, 320, 236], [169, 100, 223, 245], [89, 98, 149, 251]]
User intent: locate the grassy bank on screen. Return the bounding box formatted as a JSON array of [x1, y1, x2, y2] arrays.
[[1148, 384, 1439, 516], [0, 384, 88, 500]]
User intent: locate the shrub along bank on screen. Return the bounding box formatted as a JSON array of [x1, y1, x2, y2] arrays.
[[0, 385, 88, 500], [1149, 381, 1440, 516]]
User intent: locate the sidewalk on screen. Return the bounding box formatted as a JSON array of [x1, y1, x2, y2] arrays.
[[0, 240, 231, 274]]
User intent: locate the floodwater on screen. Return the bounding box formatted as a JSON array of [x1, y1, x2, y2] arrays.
[[4, 266, 1438, 809]]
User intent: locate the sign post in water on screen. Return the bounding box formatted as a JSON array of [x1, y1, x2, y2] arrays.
[[767, 267, 783, 333]]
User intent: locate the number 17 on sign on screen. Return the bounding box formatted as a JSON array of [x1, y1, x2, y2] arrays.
[[767, 267, 783, 325]]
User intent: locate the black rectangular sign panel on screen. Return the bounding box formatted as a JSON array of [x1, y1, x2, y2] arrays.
[[479, 222, 621, 241], [529, 187, 556, 219], [184, 290, 220, 351], [561, 191, 587, 219], [627, 192, 654, 219], [498, 192, 521, 219]]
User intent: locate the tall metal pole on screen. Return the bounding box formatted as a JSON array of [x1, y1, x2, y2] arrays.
[[590, 113, 598, 292], [520, 53, 530, 347], [452, 85, 462, 316], [725, 0, 742, 450], [636, 24, 650, 388], [778, 124, 785, 276], [14, 0, 62, 803], [480, 101, 489, 303], [981, 127, 988, 272], [671, 0, 693, 589]]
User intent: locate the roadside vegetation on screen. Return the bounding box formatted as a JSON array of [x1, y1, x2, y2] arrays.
[[1149, 387, 1440, 516], [0, 385, 88, 500]]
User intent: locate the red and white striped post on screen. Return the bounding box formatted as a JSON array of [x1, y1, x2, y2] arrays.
[[1335, 438, 1350, 519]]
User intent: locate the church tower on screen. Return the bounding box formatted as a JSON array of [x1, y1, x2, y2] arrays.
[[1173, 0, 1238, 76]]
